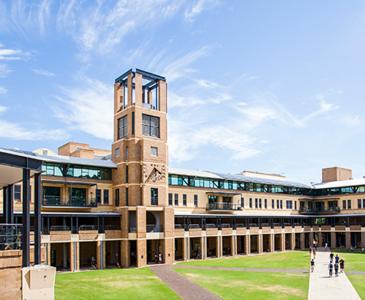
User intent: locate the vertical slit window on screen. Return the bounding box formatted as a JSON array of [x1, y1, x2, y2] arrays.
[[118, 115, 128, 139]]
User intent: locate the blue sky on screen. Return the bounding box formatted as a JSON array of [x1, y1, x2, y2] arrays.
[[1, 0, 365, 183]]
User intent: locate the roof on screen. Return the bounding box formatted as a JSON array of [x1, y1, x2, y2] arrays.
[[169, 167, 311, 189], [1, 148, 116, 168], [313, 178, 365, 189]]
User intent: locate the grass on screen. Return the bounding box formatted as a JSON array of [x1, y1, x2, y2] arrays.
[[179, 251, 310, 269], [176, 265, 309, 300], [55, 267, 179, 300], [176, 251, 310, 300], [347, 274, 365, 300]]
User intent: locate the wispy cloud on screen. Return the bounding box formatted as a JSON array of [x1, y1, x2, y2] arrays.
[[184, 0, 218, 22], [341, 114, 362, 127], [0, 64, 12, 77], [32, 68, 55, 77], [0, 106, 68, 140], [0, 86, 7, 95], [53, 77, 113, 139]]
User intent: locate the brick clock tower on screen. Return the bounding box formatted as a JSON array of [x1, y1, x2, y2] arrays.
[[112, 69, 174, 267]]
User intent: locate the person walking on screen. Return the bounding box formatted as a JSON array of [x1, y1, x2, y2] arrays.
[[339, 258, 345, 273], [335, 254, 339, 264], [325, 242, 328, 249], [329, 261, 333, 277], [334, 261, 339, 276], [310, 258, 315, 272], [313, 248, 316, 259], [330, 252, 334, 262]]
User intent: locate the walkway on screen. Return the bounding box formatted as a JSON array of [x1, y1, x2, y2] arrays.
[[150, 265, 221, 300], [308, 250, 361, 300]]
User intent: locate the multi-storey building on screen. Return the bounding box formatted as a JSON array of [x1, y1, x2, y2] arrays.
[[1, 69, 365, 272]]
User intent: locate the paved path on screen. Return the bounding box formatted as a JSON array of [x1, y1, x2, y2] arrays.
[[308, 250, 361, 300], [150, 265, 221, 300], [175, 265, 307, 274]]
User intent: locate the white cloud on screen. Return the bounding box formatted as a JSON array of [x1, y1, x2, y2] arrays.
[[53, 77, 113, 140], [32, 68, 55, 77], [0, 86, 7, 95], [184, 0, 218, 22], [341, 115, 362, 127], [38, 0, 52, 34], [0, 106, 68, 140], [0, 64, 12, 77]]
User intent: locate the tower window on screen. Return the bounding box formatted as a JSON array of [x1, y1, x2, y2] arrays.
[[118, 115, 128, 139], [174, 194, 179, 206], [151, 146, 158, 156], [183, 194, 187, 206], [115, 189, 120, 206], [168, 193, 173, 206], [194, 194, 198, 207], [103, 189, 109, 204], [142, 114, 160, 138], [14, 185, 21, 201], [151, 188, 158, 205], [96, 189, 101, 203]]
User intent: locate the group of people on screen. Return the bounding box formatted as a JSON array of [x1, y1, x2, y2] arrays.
[[328, 252, 345, 277]]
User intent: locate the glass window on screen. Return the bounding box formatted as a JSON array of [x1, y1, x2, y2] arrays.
[[358, 199, 362, 209], [142, 114, 160, 138], [96, 189, 101, 203], [103, 189, 109, 204], [249, 198, 252, 208], [347, 199, 351, 209], [118, 115, 128, 139], [115, 189, 119, 206], [272, 199, 274, 209], [183, 194, 187, 206], [151, 146, 158, 156], [151, 188, 158, 205], [115, 147, 120, 157], [174, 193, 179, 206], [168, 193, 173, 206], [14, 185, 21, 201], [125, 187, 129, 206], [240, 197, 244, 208], [343, 200, 346, 209], [194, 194, 198, 207]]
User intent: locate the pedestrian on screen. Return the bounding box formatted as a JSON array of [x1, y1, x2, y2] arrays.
[[309, 246, 312, 256], [339, 259, 345, 273], [335, 254, 339, 264], [158, 252, 163, 264], [313, 248, 316, 259], [325, 242, 328, 249], [330, 252, 334, 262], [310, 258, 315, 272], [329, 261, 333, 277], [334, 262, 339, 276]]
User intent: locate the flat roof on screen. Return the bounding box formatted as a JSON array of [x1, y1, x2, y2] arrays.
[[313, 178, 365, 189]]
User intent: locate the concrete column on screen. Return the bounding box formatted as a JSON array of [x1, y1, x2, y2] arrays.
[[217, 236, 222, 257], [346, 232, 351, 249], [70, 240, 79, 272], [309, 232, 314, 247], [137, 239, 146, 267], [184, 237, 190, 260], [291, 233, 296, 250], [201, 236, 207, 260], [62, 243, 68, 269], [361, 232, 365, 248], [258, 234, 263, 254], [269, 234, 275, 252], [46, 243, 51, 265], [318, 232, 323, 247], [281, 233, 285, 251], [245, 235, 250, 255], [232, 235, 237, 256], [300, 233, 305, 249], [331, 232, 336, 248], [97, 240, 105, 269]]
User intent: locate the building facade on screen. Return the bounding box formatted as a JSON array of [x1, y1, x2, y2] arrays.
[[1, 68, 365, 272]]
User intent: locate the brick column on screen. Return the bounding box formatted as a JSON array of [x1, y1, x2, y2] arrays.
[[309, 232, 314, 247], [121, 240, 129, 267], [345, 232, 351, 249], [269, 234, 275, 252], [184, 237, 190, 260], [331, 232, 336, 249], [137, 239, 147, 267], [361, 232, 365, 248], [96, 239, 105, 269], [164, 238, 174, 264], [318, 232, 323, 247]]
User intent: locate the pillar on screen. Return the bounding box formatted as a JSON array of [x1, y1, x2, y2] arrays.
[[345, 232, 351, 249], [6, 184, 14, 224], [34, 173, 42, 265], [309, 232, 314, 247], [22, 168, 30, 267], [217, 235, 222, 257], [164, 238, 174, 264], [281, 233, 285, 251], [121, 240, 129, 267], [258, 234, 263, 254], [184, 237, 189, 260], [291, 232, 295, 250], [232, 235, 237, 256], [331, 232, 336, 249], [269, 233, 275, 252], [2, 186, 6, 222], [70, 240, 79, 272], [361, 232, 365, 248], [97, 240, 105, 269], [137, 239, 146, 267], [245, 234, 250, 255], [300, 232, 305, 249], [317, 232, 323, 247]]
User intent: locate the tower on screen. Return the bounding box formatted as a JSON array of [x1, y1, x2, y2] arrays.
[[112, 69, 173, 267]]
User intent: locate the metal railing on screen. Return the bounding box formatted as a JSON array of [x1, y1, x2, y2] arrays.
[[221, 223, 232, 228], [188, 224, 200, 229], [79, 225, 98, 231], [50, 225, 70, 231], [0, 224, 22, 250], [207, 202, 240, 210], [43, 196, 97, 207], [299, 207, 341, 215], [146, 224, 163, 232], [205, 223, 217, 228], [174, 224, 184, 229], [104, 224, 121, 230]]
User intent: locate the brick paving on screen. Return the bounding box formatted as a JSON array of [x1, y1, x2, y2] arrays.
[[150, 265, 221, 300], [175, 265, 307, 274]]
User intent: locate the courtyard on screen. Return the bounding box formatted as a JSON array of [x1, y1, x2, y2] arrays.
[[54, 251, 365, 300]]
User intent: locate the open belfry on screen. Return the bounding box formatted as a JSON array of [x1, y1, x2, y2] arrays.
[[112, 69, 173, 267], [1, 68, 365, 298]]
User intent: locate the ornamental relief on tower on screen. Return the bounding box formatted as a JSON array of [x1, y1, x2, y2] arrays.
[[142, 163, 166, 183]]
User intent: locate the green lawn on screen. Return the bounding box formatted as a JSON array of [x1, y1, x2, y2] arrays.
[[179, 251, 310, 269], [55, 268, 179, 300], [176, 251, 310, 300], [176, 266, 308, 300]]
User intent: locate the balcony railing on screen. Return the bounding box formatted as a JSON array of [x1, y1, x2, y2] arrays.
[[50, 225, 70, 231], [207, 202, 240, 210], [146, 224, 163, 232], [104, 224, 121, 230], [79, 225, 98, 231], [0, 224, 22, 250], [43, 196, 97, 207], [205, 223, 217, 229], [299, 207, 341, 215]]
